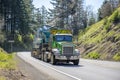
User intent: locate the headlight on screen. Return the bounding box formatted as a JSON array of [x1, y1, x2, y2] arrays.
[[75, 49, 80, 54], [52, 49, 60, 55]]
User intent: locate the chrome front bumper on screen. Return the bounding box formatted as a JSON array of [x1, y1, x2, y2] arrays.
[[55, 56, 79, 60]]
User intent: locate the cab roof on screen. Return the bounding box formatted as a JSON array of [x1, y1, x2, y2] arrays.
[[55, 34, 72, 36]]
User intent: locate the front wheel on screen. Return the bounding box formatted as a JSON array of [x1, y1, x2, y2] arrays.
[[44, 54, 49, 62], [31, 50, 36, 58], [51, 54, 57, 65], [73, 59, 79, 65]]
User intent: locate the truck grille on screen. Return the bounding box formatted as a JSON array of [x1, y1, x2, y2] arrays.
[[63, 47, 73, 56]]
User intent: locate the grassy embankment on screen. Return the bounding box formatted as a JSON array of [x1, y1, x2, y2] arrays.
[[78, 7, 120, 61], [0, 48, 16, 80]]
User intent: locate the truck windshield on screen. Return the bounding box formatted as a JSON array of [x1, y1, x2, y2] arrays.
[[55, 35, 72, 42]]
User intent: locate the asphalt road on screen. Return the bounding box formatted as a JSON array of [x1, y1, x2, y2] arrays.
[[17, 52, 120, 80]]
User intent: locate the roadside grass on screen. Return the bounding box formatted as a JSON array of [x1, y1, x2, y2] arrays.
[[0, 48, 16, 80], [0, 76, 6, 80], [78, 20, 104, 44], [85, 51, 100, 59], [113, 52, 120, 61], [0, 48, 16, 69]]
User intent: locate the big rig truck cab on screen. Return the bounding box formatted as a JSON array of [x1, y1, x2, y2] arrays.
[[49, 30, 80, 65]]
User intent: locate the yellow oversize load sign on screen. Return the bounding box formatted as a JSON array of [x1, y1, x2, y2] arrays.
[[50, 30, 72, 34]]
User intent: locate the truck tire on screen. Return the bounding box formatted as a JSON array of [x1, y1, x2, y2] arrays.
[[51, 54, 57, 65], [38, 54, 41, 60], [31, 51, 34, 57], [33, 52, 39, 59], [31, 49, 39, 58], [31, 50, 35, 58], [73, 59, 79, 65], [41, 53, 44, 61], [44, 54, 49, 62]]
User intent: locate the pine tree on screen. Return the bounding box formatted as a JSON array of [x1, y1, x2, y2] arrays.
[[98, 0, 119, 21], [49, 0, 78, 29], [72, 0, 85, 35], [0, 0, 34, 51]]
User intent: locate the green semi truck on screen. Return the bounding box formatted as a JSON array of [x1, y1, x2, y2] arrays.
[[31, 25, 80, 65]]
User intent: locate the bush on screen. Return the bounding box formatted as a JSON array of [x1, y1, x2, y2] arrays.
[[103, 17, 108, 25], [85, 51, 100, 59], [23, 34, 33, 43], [29, 33, 34, 40], [110, 10, 120, 23], [104, 8, 120, 30], [104, 19, 111, 30], [17, 34, 22, 42], [113, 53, 120, 61], [14, 34, 23, 43]]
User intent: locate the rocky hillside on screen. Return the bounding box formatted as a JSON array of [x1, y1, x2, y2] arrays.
[[78, 7, 120, 61]]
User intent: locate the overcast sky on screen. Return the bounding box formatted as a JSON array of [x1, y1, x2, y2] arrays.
[[33, 0, 104, 13]]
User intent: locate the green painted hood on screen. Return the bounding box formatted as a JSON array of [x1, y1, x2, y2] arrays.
[[57, 42, 74, 47]]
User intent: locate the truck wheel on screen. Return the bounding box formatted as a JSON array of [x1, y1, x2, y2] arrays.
[[38, 54, 41, 60], [31, 51, 34, 57], [44, 54, 49, 62], [41, 53, 44, 61], [31, 50, 39, 59], [73, 59, 79, 65], [51, 54, 57, 65], [66, 61, 69, 64], [31, 51, 35, 57]]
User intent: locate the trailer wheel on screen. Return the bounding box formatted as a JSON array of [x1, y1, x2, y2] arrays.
[[51, 54, 57, 65], [38, 54, 41, 60], [31, 50, 35, 57], [41, 53, 44, 61], [31, 51, 34, 57], [73, 59, 79, 65]]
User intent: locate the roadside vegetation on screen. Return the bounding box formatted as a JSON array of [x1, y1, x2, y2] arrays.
[[0, 48, 16, 69], [78, 7, 120, 61], [113, 52, 120, 61], [0, 48, 28, 80], [85, 51, 100, 59], [0, 48, 16, 80]]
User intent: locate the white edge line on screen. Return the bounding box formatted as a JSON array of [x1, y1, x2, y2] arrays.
[[40, 63, 82, 80], [17, 52, 82, 80]]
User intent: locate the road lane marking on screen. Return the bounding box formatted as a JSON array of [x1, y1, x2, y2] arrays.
[[17, 52, 82, 80], [39, 63, 82, 80]]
